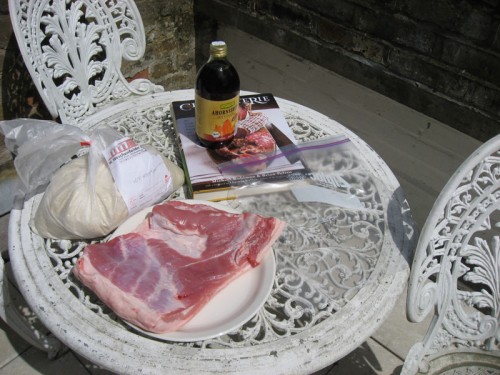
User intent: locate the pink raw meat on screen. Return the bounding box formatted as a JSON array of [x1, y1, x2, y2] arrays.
[[73, 201, 285, 334]]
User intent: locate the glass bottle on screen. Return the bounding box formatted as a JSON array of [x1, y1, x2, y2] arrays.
[[195, 41, 240, 148]]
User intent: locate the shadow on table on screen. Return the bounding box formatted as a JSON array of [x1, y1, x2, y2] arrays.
[[1, 34, 52, 122]]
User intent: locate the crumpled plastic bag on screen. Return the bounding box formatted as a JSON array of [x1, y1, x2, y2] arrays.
[[0, 119, 185, 239], [1, 119, 88, 195]]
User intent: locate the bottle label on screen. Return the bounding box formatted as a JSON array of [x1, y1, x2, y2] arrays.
[[195, 94, 239, 142]]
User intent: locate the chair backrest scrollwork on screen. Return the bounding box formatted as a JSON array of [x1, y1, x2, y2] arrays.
[[402, 134, 500, 375], [9, 0, 163, 126]]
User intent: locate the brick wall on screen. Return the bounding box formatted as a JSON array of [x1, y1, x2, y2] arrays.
[[130, 0, 196, 89], [195, 0, 500, 142]]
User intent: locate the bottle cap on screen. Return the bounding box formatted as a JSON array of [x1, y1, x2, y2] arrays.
[[210, 41, 227, 58]]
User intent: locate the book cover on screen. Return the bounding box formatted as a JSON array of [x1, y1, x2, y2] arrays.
[[171, 93, 308, 201]]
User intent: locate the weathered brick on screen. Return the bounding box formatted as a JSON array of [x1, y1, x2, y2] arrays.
[[440, 39, 500, 85], [296, 0, 356, 23], [316, 18, 353, 46], [317, 18, 387, 65], [394, 0, 498, 44], [493, 26, 500, 52], [467, 80, 500, 114], [0, 0, 8, 14], [124, 0, 196, 89], [386, 46, 500, 118]]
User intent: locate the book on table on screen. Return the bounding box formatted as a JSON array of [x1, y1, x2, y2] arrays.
[[170, 93, 308, 201]]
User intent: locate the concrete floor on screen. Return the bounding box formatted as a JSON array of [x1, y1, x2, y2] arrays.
[[0, 28, 483, 374]]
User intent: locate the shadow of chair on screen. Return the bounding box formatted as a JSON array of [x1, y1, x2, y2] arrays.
[[1, 33, 53, 122], [401, 134, 500, 374], [0, 0, 163, 358]]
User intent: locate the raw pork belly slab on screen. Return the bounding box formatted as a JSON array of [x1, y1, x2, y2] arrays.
[[73, 201, 285, 334]]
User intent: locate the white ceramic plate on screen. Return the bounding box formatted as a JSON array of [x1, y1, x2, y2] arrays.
[[110, 199, 276, 342]]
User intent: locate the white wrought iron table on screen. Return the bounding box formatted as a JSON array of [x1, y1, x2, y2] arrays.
[[8, 89, 415, 374]]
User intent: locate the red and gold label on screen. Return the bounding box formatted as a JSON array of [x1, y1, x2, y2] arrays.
[[195, 94, 239, 142]]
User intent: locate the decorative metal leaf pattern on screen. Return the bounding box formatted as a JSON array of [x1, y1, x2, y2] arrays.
[[403, 142, 500, 374], [462, 238, 499, 313], [11, 0, 162, 125]]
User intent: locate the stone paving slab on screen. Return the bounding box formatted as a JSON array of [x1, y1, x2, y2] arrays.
[[0, 319, 30, 370], [0, 345, 89, 375]]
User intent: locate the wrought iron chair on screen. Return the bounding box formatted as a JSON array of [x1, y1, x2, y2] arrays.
[[1, 0, 163, 356], [8, 0, 162, 126], [402, 134, 500, 375]]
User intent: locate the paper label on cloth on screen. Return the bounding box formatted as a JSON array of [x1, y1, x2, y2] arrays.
[[103, 138, 171, 214]]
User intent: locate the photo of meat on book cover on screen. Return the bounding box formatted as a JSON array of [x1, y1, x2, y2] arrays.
[[171, 93, 308, 201]]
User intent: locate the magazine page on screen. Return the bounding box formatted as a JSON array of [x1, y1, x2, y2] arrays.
[[171, 94, 306, 195]]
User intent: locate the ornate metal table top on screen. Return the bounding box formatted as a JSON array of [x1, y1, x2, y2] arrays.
[[9, 90, 416, 374]]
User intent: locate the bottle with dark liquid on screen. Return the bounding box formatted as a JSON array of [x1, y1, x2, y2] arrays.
[[195, 41, 240, 149]]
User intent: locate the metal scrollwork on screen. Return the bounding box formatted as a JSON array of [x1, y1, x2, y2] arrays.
[[403, 138, 500, 375], [10, 0, 163, 125]]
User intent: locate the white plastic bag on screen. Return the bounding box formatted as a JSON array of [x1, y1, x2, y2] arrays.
[[0, 119, 184, 239], [0, 119, 88, 194]]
